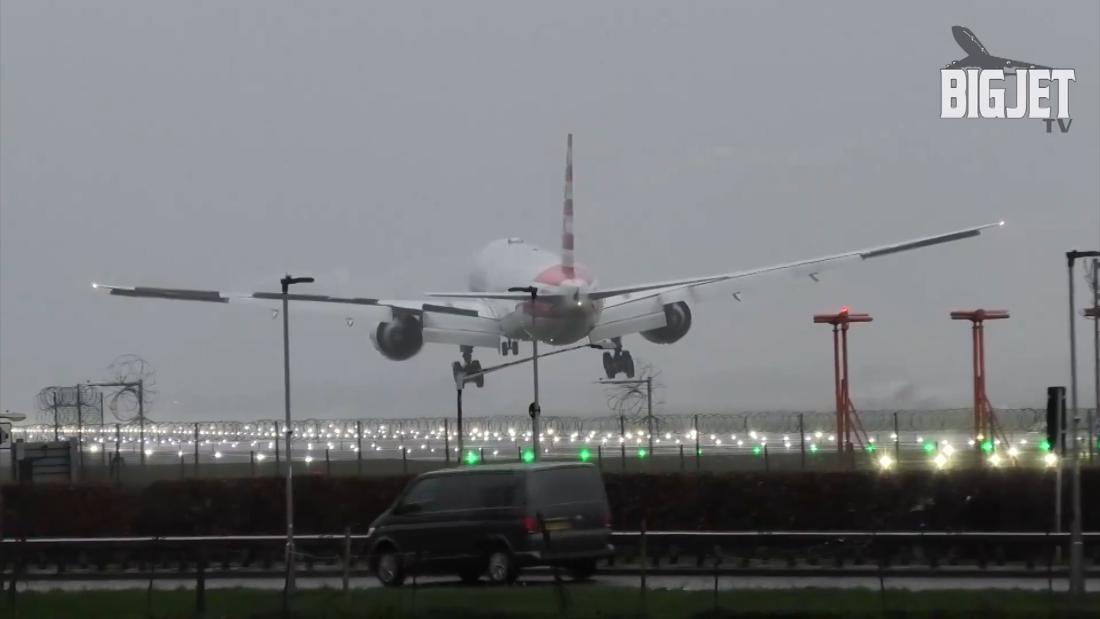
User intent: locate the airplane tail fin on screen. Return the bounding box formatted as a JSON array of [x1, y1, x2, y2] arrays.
[[952, 26, 989, 57], [561, 133, 575, 277]]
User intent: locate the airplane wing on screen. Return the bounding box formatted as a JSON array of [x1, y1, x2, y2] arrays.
[[586, 222, 1002, 342], [91, 284, 503, 348]]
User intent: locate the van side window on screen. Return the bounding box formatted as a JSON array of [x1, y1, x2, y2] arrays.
[[529, 467, 605, 506], [400, 478, 441, 512], [437, 473, 521, 510]]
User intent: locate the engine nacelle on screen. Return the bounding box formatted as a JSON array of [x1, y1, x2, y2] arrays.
[[369, 314, 424, 361], [640, 301, 693, 344]]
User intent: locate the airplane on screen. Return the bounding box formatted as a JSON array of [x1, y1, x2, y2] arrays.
[[945, 25, 1051, 72], [93, 135, 1003, 385]]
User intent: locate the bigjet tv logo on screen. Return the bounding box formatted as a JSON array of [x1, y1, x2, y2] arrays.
[[940, 26, 1075, 133]]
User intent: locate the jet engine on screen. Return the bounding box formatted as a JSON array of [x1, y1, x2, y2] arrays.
[[640, 301, 692, 344], [370, 314, 424, 361]]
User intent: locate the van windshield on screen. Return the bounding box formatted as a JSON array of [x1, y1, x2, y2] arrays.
[[529, 467, 606, 506]]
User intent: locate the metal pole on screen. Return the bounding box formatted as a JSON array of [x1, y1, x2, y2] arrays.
[[646, 377, 654, 460], [694, 414, 700, 472], [832, 325, 841, 455], [456, 387, 464, 460], [100, 391, 106, 469], [976, 318, 985, 439], [619, 414, 626, 471], [841, 323, 851, 456], [444, 418, 450, 465], [356, 420, 363, 474], [1055, 397, 1063, 535], [1091, 259, 1098, 464], [531, 291, 540, 461], [100, 391, 106, 470], [281, 279, 295, 598], [75, 386, 83, 474], [342, 526, 351, 596], [194, 423, 200, 475], [52, 393, 60, 441], [138, 380, 145, 466], [1066, 253, 1084, 595], [799, 412, 806, 470]]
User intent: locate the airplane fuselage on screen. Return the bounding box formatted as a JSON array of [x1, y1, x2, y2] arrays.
[[469, 238, 602, 345]]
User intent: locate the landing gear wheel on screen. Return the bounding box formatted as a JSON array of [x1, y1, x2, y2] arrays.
[[469, 360, 484, 388], [501, 342, 510, 356], [622, 351, 635, 378], [486, 550, 518, 585], [375, 550, 406, 587], [602, 352, 615, 379], [566, 559, 598, 581], [510, 340, 520, 355]]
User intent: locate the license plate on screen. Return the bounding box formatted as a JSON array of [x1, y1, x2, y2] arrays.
[[544, 520, 572, 531]]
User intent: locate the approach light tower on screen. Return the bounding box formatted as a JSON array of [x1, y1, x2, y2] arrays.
[[949, 309, 1010, 450], [813, 307, 872, 459]]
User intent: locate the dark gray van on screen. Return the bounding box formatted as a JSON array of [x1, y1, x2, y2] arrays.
[[366, 462, 613, 585]]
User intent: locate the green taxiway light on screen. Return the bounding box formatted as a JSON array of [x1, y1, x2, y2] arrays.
[[865, 444, 876, 453], [809, 444, 818, 454], [922, 442, 936, 454], [637, 448, 648, 459], [521, 449, 536, 464], [1039, 440, 1051, 453], [463, 450, 480, 466], [578, 448, 592, 462], [752, 446, 762, 456], [980, 440, 994, 454]]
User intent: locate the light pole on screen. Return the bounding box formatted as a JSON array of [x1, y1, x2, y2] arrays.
[[1087, 259, 1099, 465], [509, 286, 541, 460], [598, 377, 654, 459], [279, 274, 313, 604], [1066, 250, 1097, 597]]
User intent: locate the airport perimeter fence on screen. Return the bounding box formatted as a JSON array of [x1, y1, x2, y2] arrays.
[[5, 408, 1097, 481]]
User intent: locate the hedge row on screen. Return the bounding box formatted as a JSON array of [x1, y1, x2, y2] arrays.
[[2, 470, 1096, 538]]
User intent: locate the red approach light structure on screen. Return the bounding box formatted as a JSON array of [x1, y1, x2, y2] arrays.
[[950, 309, 1010, 447], [813, 307, 873, 457]]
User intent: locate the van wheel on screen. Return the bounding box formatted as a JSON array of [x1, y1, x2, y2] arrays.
[[566, 559, 597, 581], [375, 550, 405, 587], [486, 550, 518, 584]]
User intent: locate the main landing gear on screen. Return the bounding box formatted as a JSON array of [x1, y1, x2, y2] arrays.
[[453, 345, 484, 388], [602, 339, 635, 379], [500, 339, 520, 356]]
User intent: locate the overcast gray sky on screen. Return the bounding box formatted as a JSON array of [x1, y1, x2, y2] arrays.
[[2, 1, 1098, 424]]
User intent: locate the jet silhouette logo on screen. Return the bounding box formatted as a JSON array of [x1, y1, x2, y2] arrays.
[[940, 26, 1074, 122]]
